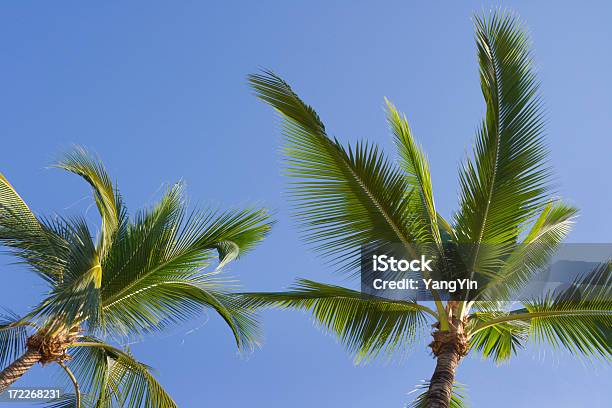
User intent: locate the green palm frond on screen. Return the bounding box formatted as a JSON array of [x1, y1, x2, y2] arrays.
[[99, 183, 186, 306], [6, 177, 267, 349], [386, 100, 441, 247], [42, 216, 100, 288], [385, 100, 454, 319], [454, 12, 550, 280], [63, 335, 119, 408], [110, 352, 175, 408], [0, 310, 31, 369], [102, 279, 261, 351], [523, 261, 612, 359], [97, 183, 268, 349], [32, 217, 102, 331], [471, 261, 612, 360], [0, 173, 67, 282], [249, 71, 422, 275], [100, 183, 270, 303], [0, 173, 42, 235], [479, 201, 577, 301], [68, 341, 176, 408], [241, 279, 434, 363], [212, 293, 262, 351], [407, 381, 468, 408], [110, 358, 175, 408], [54, 147, 125, 258], [467, 311, 528, 362]]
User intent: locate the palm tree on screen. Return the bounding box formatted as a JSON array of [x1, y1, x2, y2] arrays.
[[244, 12, 611, 408], [0, 147, 271, 407]]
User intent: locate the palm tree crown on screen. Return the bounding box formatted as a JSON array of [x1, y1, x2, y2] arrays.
[[0, 147, 271, 407], [245, 12, 611, 408]]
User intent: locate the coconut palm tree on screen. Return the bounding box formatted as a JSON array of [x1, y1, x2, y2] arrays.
[[244, 12, 611, 408], [0, 147, 271, 407]]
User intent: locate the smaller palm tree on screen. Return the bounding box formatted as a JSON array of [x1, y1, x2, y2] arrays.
[[0, 147, 271, 407], [244, 12, 611, 408]]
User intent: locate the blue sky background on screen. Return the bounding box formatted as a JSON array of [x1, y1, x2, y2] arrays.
[[1, 1, 610, 407]]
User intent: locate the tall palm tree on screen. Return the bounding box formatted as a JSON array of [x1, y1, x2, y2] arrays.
[[0, 147, 271, 407], [244, 12, 611, 408]]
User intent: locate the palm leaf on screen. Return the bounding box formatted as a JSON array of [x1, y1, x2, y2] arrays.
[[33, 217, 102, 330], [386, 100, 441, 247], [523, 261, 612, 359], [471, 261, 612, 360], [249, 71, 422, 275], [110, 353, 175, 408], [54, 147, 125, 258], [407, 380, 468, 408], [0, 310, 31, 369], [478, 201, 577, 301], [454, 12, 550, 282], [68, 341, 176, 408], [0, 173, 66, 282], [102, 279, 261, 351], [98, 184, 268, 349], [467, 311, 528, 362], [65, 338, 113, 408], [241, 279, 433, 362]]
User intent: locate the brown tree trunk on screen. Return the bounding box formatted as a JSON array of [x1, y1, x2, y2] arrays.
[[0, 348, 42, 394], [425, 344, 461, 408]]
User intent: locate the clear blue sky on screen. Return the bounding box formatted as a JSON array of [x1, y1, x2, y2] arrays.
[[1, 1, 610, 407]]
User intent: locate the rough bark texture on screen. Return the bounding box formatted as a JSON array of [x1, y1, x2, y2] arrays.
[[0, 348, 42, 394], [426, 312, 469, 408], [426, 344, 461, 408]]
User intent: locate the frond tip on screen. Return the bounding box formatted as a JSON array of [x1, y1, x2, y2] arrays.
[[54, 146, 125, 257]]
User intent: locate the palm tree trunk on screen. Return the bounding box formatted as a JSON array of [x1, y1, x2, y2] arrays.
[[0, 348, 42, 394], [426, 346, 461, 408]]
